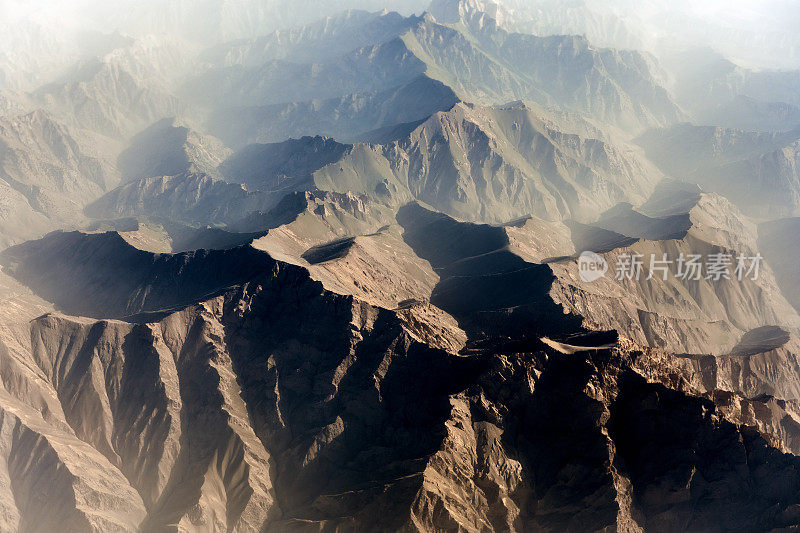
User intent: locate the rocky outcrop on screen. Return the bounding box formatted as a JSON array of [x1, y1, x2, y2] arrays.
[[4, 230, 800, 530]]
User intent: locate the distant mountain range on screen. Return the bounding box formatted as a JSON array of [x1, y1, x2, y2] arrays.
[[2, 0, 800, 530]]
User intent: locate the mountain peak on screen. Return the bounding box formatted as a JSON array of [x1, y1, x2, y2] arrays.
[[428, 0, 503, 26]]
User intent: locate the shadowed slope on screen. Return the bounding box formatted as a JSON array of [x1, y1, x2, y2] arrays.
[[397, 202, 586, 347], [0, 231, 275, 319]]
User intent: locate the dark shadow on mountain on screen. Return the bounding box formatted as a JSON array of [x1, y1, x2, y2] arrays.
[[565, 220, 638, 254], [727, 326, 790, 357], [84, 217, 266, 252], [301, 237, 357, 264], [219, 136, 349, 191], [594, 202, 692, 241], [396, 202, 589, 350], [0, 230, 278, 319]]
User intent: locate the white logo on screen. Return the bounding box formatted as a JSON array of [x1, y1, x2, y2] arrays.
[[578, 251, 608, 282]]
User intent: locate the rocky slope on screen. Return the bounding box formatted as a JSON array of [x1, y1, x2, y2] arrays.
[[84, 172, 276, 227], [199, 9, 420, 66], [117, 117, 232, 182], [0, 109, 121, 247], [183, 35, 429, 110], [701, 140, 800, 218], [283, 102, 661, 223], [637, 124, 800, 217], [0, 231, 275, 319], [4, 0, 800, 530], [187, 2, 682, 134], [101, 218, 265, 254], [34, 43, 189, 139], [419, 0, 682, 132], [219, 136, 350, 192], [92, 102, 662, 227], [549, 193, 800, 355], [450, 0, 800, 72], [3, 229, 800, 531], [208, 75, 459, 147], [371, 102, 662, 222]]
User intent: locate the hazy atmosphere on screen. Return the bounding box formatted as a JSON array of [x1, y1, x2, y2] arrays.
[[1, 0, 800, 531]]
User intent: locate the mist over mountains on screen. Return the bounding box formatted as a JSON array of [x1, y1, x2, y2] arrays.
[[1, 0, 800, 531]]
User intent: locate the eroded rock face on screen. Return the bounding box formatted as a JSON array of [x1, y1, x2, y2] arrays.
[[6, 287, 800, 531], [0, 230, 277, 319], [0, 110, 121, 247], [549, 194, 800, 357], [89, 101, 664, 229], [4, 0, 800, 529], [1, 225, 800, 531]]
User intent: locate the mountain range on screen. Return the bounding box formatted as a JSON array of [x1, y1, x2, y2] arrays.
[[2, 0, 800, 530]]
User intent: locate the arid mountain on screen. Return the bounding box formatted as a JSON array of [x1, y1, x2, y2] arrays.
[[387, 193, 800, 366], [93, 102, 662, 227], [199, 9, 420, 66], [663, 48, 800, 127], [423, 0, 682, 131], [2, 208, 800, 530], [550, 192, 800, 355], [186, 2, 682, 134], [84, 172, 276, 227], [81, 0, 430, 45], [637, 124, 800, 217], [0, 109, 120, 247], [183, 35, 429, 109], [3, 0, 800, 531], [34, 39, 191, 138], [699, 139, 800, 218], [84, 217, 265, 254], [439, 0, 643, 52], [0, 10, 132, 92], [208, 74, 459, 147], [117, 117, 232, 182], [220, 136, 350, 192], [366, 102, 661, 222], [700, 95, 800, 132], [468, 0, 800, 71]]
